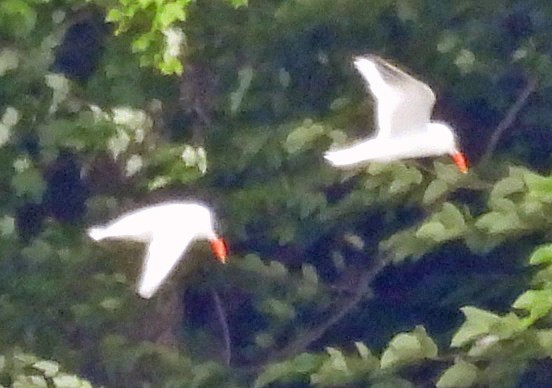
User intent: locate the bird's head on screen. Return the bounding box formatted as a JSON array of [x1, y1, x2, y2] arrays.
[[427, 122, 468, 174], [191, 204, 228, 264]]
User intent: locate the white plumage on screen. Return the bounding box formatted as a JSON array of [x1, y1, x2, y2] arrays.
[[87, 201, 227, 299], [324, 55, 467, 173]]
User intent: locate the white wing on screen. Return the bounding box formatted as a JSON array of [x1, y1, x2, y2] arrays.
[[137, 233, 193, 298], [354, 55, 436, 138], [324, 139, 380, 166], [324, 131, 453, 167]]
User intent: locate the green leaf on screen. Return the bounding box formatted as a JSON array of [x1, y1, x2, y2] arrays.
[[268, 260, 288, 277], [380, 326, 437, 369], [434, 161, 461, 184], [537, 329, 552, 357], [156, 2, 186, 29], [529, 244, 552, 265], [310, 348, 353, 386], [230, 66, 254, 114], [260, 298, 296, 321], [33, 360, 60, 378], [416, 221, 447, 241], [436, 359, 478, 388], [490, 176, 525, 198], [326, 347, 348, 372], [451, 307, 501, 347], [254, 353, 321, 388], [285, 120, 325, 154], [228, 0, 248, 7], [423, 179, 448, 205], [106, 8, 124, 23], [381, 229, 431, 262], [0, 216, 15, 236], [415, 326, 439, 357], [0, 0, 37, 37], [524, 172, 552, 203], [354, 341, 372, 360], [158, 55, 183, 75], [0, 48, 19, 75], [100, 297, 122, 311], [416, 203, 465, 242], [513, 289, 552, 324], [52, 373, 91, 388], [254, 363, 289, 388], [302, 264, 318, 285], [11, 166, 46, 203], [440, 202, 466, 230], [475, 211, 523, 234], [255, 332, 274, 348], [132, 32, 155, 53], [238, 254, 266, 273], [388, 165, 423, 194], [371, 377, 416, 388], [2, 106, 20, 127], [13, 375, 47, 388]]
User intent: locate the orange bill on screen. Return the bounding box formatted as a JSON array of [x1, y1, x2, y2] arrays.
[[210, 237, 228, 264], [452, 151, 468, 174]]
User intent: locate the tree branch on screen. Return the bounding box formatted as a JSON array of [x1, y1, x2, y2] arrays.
[[212, 288, 232, 366], [480, 76, 538, 165], [268, 257, 388, 362]]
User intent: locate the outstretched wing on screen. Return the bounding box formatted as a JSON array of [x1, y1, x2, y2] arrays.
[[354, 55, 436, 138], [137, 234, 193, 298]]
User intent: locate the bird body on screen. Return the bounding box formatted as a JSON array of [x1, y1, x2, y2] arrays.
[[87, 201, 227, 299], [325, 55, 468, 173]]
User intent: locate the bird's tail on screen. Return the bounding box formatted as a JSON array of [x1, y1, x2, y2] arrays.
[[87, 226, 107, 241]]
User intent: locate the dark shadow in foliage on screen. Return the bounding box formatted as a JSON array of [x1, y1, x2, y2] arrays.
[[275, 25, 339, 113], [43, 150, 88, 222], [519, 359, 552, 388], [15, 203, 46, 241], [52, 9, 108, 82]]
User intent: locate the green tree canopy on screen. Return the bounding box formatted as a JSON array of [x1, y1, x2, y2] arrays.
[[1, 0, 552, 386]]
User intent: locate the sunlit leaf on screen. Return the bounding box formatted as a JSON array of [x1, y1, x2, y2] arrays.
[[529, 244, 552, 265], [52, 373, 91, 387], [436, 359, 478, 388], [254, 353, 321, 388], [0, 216, 15, 236], [11, 163, 46, 202], [537, 329, 552, 357], [524, 172, 552, 203], [228, 0, 248, 7], [354, 342, 373, 361], [0, 48, 19, 75], [513, 289, 552, 324], [380, 326, 437, 369], [416, 221, 447, 242], [285, 119, 325, 154], [33, 360, 60, 378], [491, 176, 525, 199], [451, 307, 501, 347], [423, 179, 448, 205], [230, 66, 254, 114], [434, 161, 461, 184]]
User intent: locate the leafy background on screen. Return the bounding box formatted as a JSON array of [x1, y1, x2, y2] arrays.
[[2, 0, 552, 386]]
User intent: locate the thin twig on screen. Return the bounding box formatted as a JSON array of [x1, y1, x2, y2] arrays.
[[269, 257, 388, 362], [212, 288, 232, 366], [480, 76, 538, 165]]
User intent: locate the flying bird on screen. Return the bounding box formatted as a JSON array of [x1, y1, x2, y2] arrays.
[[324, 55, 468, 173], [87, 201, 227, 299]]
